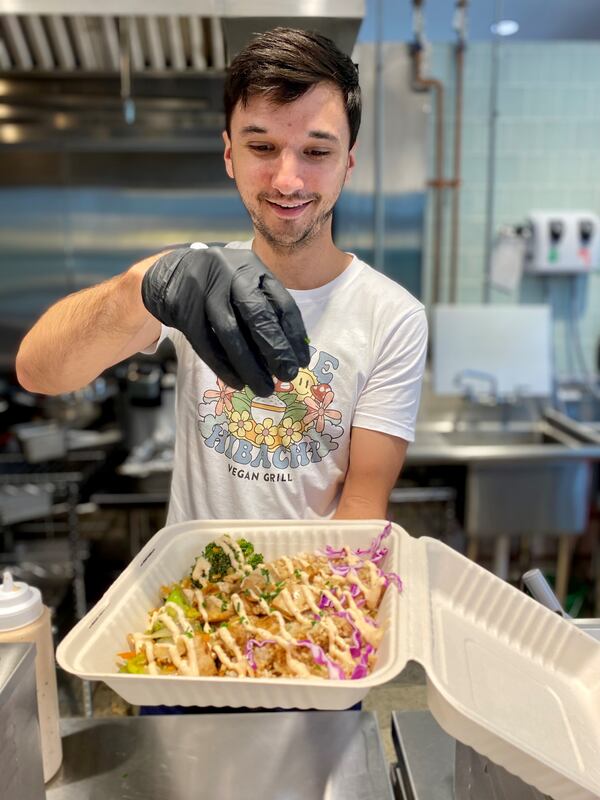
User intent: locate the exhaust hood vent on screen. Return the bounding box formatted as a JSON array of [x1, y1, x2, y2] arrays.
[[0, 15, 225, 72], [0, 2, 364, 149], [0, 1, 364, 73]]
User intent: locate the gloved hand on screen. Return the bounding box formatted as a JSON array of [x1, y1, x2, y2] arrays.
[[141, 246, 310, 397]]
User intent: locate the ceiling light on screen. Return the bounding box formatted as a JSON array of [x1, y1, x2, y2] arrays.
[[491, 19, 519, 36]]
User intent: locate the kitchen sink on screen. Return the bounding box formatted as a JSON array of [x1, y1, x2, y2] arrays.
[[408, 417, 600, 540], [410, 419, 594, 462], [439, 427, 563, 447]]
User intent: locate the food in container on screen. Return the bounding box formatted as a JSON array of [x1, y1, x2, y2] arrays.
[[57, 519, 600, 800], [116, 526, 402, 680]]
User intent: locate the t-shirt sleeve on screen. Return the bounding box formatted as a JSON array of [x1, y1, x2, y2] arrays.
[[352, 307, 428, 442]]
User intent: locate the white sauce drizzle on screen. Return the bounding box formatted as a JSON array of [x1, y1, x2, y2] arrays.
[[194, 589, 211, 633], [192, 555, 211, 584], [281, 556, 295, 576], [278, 588, 306, 623], [164, 601, 194, 634], [183, 634, 199, 676]]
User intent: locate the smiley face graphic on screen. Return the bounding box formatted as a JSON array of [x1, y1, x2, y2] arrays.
[[292, 368, 317, 399]]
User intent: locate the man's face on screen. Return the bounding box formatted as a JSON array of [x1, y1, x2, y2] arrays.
[[223, 82, 356, 251]]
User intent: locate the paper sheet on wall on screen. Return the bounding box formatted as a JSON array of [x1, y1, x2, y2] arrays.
[[490, 233, 525, 292], [432, 304, 552, 398]]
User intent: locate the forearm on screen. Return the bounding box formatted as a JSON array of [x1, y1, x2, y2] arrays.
[[16, 255, 161, 395], [333, 494, 387, 520], [333, 429, 408, 520]]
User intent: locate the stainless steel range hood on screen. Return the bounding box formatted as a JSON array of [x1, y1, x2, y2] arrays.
[[0, 1, 364, 149], [0, 1, 364, 73]]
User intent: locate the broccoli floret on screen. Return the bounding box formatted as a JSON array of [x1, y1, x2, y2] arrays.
[[238, 538, 264, 570], [202, 537, 265, 582], [203, 542, 233, 582]]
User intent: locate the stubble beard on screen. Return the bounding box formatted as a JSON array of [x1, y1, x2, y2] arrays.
[[238, 168, 347, 254], [249, 200, 334, 253]]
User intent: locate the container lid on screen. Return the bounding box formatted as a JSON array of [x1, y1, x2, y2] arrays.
[[0, 570, 43, 631]]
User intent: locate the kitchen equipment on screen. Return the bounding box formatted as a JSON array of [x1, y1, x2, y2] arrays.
[[0, 642, 45, 800], [12, 421, 66, 463], [58, 519, 600, 800], [0, 483, 53, 525], [0, 569, 62, 782], [525, 211, 600, 274]]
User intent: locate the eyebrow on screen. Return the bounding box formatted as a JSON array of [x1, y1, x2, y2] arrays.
[[239, 124, 339, 144], [240, 125, 268, 135]]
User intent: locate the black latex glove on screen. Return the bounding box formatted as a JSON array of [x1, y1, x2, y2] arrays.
[[141, 246, 310, 397]]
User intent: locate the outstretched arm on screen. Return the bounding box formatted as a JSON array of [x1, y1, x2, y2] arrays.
[[16, 254, 162, 396]]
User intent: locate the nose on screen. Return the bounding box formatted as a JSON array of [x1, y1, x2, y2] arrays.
[[271, 151, 304, 195]]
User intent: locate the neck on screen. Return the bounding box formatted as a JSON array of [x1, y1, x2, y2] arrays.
[[251, 224, 352, 290]]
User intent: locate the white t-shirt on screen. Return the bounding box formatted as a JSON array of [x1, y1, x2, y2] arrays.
[[149, 241, 428, 524]]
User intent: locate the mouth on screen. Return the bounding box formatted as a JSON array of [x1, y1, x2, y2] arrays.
[[264, 198, 314, 219]]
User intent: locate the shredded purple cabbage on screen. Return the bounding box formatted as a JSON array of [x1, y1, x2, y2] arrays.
[[353, 521, 392, 562], [318, 593, 332, 609], [335, 610, 363, 657], [351, 644, 375, 680], [297, 640, 346, 680], [381, 570, 403, 591], [329, 562, 352, 576], [322, 544, 346, 559], [245, 638, 276, 671]]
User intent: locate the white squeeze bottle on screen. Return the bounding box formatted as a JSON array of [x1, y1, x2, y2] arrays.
[[0, 569, 63, 782]]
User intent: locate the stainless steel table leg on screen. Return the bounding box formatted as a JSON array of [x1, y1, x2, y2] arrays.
[[493, 535, 511, 581], [555, 534, 573, 606], [67, 483, 92, 718]]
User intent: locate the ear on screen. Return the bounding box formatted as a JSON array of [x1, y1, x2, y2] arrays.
[[344, 143, 357, 184], [223, 130, 234, 180]]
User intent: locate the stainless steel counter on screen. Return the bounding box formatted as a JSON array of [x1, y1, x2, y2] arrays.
[[46, 711, 394, 800], [0, 643, 46, 800]]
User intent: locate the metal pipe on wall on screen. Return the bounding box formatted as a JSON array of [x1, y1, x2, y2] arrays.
[[409, 0, 447, 306], [483, 0, 503, 303], [448, 0, 468, 304]]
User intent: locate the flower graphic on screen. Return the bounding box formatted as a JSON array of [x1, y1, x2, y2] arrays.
[[228, 410, 253, 438], [304, 390, 342, 434], [278, 417, 303, 447], [203, 378, 235, 416], [255, 418, 278, 447]]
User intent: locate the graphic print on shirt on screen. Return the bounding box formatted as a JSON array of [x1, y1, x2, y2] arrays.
[[196, 348, 344, 482]]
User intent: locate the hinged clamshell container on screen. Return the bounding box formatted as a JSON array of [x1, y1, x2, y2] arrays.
[[57, 520, 600, 800]]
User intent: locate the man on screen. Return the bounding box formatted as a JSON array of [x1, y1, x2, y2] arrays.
[[16, 28, 427, 525]]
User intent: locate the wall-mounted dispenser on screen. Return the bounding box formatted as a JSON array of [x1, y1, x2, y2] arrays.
[[524, 210, 600, 274]]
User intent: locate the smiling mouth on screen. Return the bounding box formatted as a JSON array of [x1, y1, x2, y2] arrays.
[[265, 198, 314, 218]]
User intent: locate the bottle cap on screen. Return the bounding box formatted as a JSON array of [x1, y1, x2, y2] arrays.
[[0, 569, 43, 631]]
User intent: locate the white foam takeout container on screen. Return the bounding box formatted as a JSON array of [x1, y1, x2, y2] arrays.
[[57, 519, 600, 800]]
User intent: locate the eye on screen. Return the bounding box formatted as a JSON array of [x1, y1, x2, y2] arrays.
[[248, 144, 274, 153], [307, 150, 330, 158]]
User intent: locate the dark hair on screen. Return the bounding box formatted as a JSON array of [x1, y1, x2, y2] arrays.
[[224, 27, 361, 149]]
